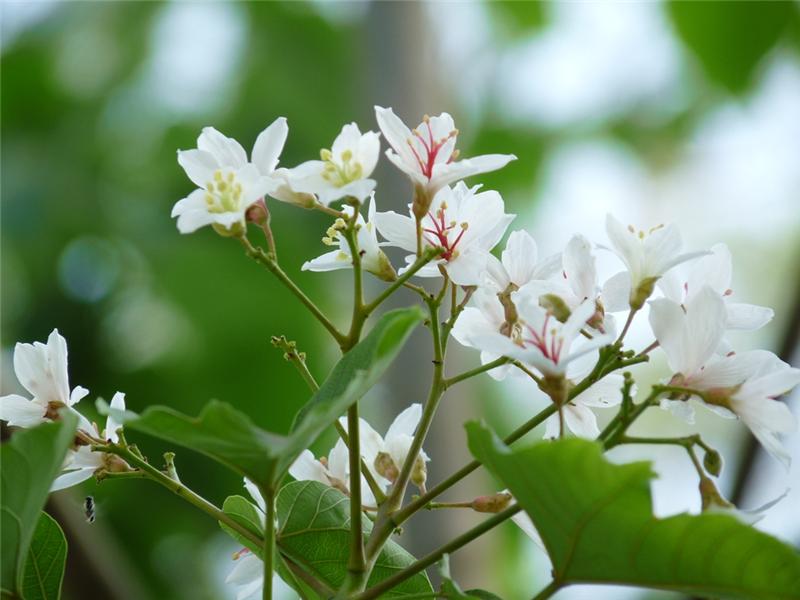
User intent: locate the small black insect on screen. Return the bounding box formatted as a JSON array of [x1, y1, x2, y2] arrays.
[[83, 496, 95, 524]]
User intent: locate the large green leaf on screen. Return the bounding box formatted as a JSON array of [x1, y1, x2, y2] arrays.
[[668, 2, 794, 93], [21, 512, 68, 600], [276, 480, 433, 597], [283, 307, 424, 475], [1, 414, 77, 598], [467, 422, 800, 599], [219, 494, 264, 556], [123, 400, 289, 490], [115, 308, 423, 489]]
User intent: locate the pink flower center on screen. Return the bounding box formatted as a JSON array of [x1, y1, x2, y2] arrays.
[[422, 207, 467, 261], [522, 314, 564, 364], [406, 120, 457, 180]]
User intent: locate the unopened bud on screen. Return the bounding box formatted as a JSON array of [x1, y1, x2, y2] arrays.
[[369, 251, 398, 282], [411, 185, 431, 221], [374, 452, 399, 482], [471, 492, 513, 513], [103, 454, 133, 473], [703, 449, 723, 477], [245, 202, 268, 226], [411, 455, 427, 489]]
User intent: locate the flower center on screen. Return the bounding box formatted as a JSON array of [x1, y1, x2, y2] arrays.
[[406, 116, 458, 180], [320, 148, 363, 187], [205, 170, 244, 214], [422, 203, 468, 261], [521, 313, 564, 364]]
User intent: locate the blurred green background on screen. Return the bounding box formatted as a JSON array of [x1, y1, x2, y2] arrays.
[[2, 2, 800, 599]]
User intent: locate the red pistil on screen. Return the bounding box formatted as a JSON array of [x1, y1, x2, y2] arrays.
[[407, 120, 455, 180], [522, 314, 564, 364], [422, 208, 466, 261]]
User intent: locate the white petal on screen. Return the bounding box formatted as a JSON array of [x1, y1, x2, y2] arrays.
[[177, 149, 219, 188], [302, 250, 351, 273], [327, 439, 349, 484], [601, 271, 632, 312], [725, 302, 774, 331], [373, 210, 417, 252], [50, 468, 94, 492], [572, 375, 624, 408], [386, 404, 422, 440], [501, 230, 538, 286], [511, 511, 544, 548], [197, 127, 247, 169], [686, 243, 732, 296], [243, 478, 266, 513], [563, 234, 597, 302], [681, 287, 727, 376], [445, 248, 489, 287], [251, 117, 288, 175], [374, 106, 417, 168], [563, 404, 600, 439], [104, 391, 125, 442], [605, 214, 640, 277], [0, 394, 47, 428], [288, 450, 329, 485]]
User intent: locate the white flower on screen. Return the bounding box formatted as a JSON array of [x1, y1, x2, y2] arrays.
[[602, 214, 708, 310], [0, 329, 89, 429], [460, 292, 613, 378], [349, 404, 430, 490], [174, 119, 288, 234], [658, 243, 774, 333], [374, 182, 515, 286], [289, 123, 380, 206], [289, 435, 387, 507], [649, 287, 799, 467], [226, 551, 263, 600], [302, 195, 396, 281], [51, 392, 127, 491], [374, 106, 515, 200], [483, 230, 561, 293]]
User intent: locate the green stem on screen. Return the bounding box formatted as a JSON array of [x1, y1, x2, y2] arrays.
[[444, 357, 509, 389], [262, 487, 276, 600], [616, 308, 638, 345], [355, 506, 522, 600], [95, 444, 262, 549], [531, 581, 561, 600], [346, 404, 366, 577], [241, 238, 346, 345], [393, 404, 557, 525], [363, 247, 443, 315]]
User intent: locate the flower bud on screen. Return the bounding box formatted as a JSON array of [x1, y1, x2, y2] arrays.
[[411, 454, 427, 490], [703, 449, 723, 477], [471, 491, 513, 513], [245, 202, 268, 226], [411, 184, 431, 222], [369, 251, 398, 282], [374, 451, 399, 482]]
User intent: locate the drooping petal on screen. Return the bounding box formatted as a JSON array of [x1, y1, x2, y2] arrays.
[[50, 468, 94, 492], [0, 394, 47, 428], [302, 250, 351, 273]]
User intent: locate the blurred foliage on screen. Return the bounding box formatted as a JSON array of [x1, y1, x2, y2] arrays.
[[2, 1, 799, 599]]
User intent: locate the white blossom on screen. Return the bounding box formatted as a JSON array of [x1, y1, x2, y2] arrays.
[[374, 106, 515, 200], [542, 372, 625, 440], [602, 214, 708, 310], [483, 230, 561, 293], [174, 120, 287, 234], [374, 182, 514, 286], [0, 329, 89, 429], [51, 392, 127, 491], [226, 550, 263, 600], [302, 195, 396, 281], [290, 123, 380, 206], [649, 286, 799, 466], [658, 243, 774, 335]]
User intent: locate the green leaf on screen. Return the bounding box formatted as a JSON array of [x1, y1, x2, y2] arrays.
[[439, 555, 502, 600], [283, 307, 424, 475], [667, 2, 794, 93], [116, 308, 422, 489], [467, 422, 800, 599], [21, 512, 67, 600], [276, 480, 433, 597], [122, 400, 289, 490], [1, 414, 77, 598], [219, 495, 264, 557]]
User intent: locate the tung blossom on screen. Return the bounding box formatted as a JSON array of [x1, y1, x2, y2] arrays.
[[658, 243, 774, 335], [302, 195, 396, 281], [290, 122, 380, 206], [0, 328, 89, 429], [649, 286, 799, 466], [173, 119, 288, 235], [374, 182, 515, 286], [483, 229, 562, 294], [374, 106, 516, 204], [51, 392, 128, 491], [602, 214, 708, 310]]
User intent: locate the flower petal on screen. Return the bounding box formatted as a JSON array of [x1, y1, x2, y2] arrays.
[[251, 117, 288, 175], [0, 394, 47, 428]]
